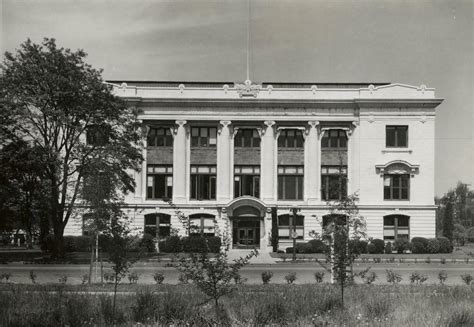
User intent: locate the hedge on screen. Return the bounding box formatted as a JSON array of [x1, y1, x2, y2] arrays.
[[158, 235, 221, 253], [368, 239, 384, 254]]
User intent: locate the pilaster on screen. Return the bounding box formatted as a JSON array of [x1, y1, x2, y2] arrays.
[[172, 120, 187, 203], [305, 121, 320, 204], [261, 120, 276, 202], [217, 120, 232, 202]]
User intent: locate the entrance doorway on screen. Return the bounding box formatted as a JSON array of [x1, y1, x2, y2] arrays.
[[232, 218, 260, 249]]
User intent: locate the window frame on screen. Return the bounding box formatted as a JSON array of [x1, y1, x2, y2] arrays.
[[321, 166, 348, 201], [321, 129, 347, 149], [144, 213, 171, 239], [277, 214, 304, 240], [383, 174, 410, 201], [189, 214, 216, 237], [383, 215, 410, 241], [191, 127, 217, 147], [234, 129, 260, 148], [277, 166, 304, 200], [385, 125, 408, 148], [190, 165, 217, 200], [146, 165, 173, 200], [278, 129, 304, 149], [234, 166, 260, 198], [147, 127, 173, 147]]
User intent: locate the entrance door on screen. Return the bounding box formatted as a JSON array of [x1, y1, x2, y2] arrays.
[[238, 228, 255, 246]]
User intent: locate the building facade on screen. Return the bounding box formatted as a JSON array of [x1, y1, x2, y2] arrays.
[[65, 80, 442, 252]]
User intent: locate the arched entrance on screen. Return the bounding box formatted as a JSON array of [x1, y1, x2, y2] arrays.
[[226, 196, 267, 249]]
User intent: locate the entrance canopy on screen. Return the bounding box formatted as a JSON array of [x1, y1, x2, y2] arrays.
[[226, 196, 267, 218]]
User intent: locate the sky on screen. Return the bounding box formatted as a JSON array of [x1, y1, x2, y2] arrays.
[[1, 0, 473, 196]]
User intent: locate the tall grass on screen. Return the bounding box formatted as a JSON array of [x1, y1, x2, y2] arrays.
[[0, 284, 472, 326]]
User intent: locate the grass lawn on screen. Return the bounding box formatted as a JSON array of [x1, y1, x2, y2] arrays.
[[0, 283, 472, 326]]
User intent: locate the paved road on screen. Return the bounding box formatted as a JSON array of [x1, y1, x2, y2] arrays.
[[1, 262, 472, 285]]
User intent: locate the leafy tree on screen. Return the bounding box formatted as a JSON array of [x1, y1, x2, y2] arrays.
[[453, 223, 466, 246], [0, 140, 50, 247], [442, 192, 455, 241], [0, 38, 143, 256]]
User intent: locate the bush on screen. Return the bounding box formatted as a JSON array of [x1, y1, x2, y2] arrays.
[[368, 239, 384, 254], [386, 269, 402, 284], [314, 272, 325, 283], [384, 242, 392, 254], [153, 272, 165, 285], [295, 242, 309, 253], [411, 237, 429, 254], [63, 236, 91, 252], [350, 239, 368, 255], [140, 234, 156, 253], [159, 236, 181, 253], [306, 239, 328, 253], [409, 272, 428, 284], [128, 272, 139, 284], [437, 237, 453, 253], [180, 236, 221, 253], [426, 238, 440, 254], [460, 274, 472, 285], [284, 272, 297, 284], [393, 239, 410, 254], [261, 271, 273, 284], [285, 247, 295, 254], [438, 271, 448, 284]]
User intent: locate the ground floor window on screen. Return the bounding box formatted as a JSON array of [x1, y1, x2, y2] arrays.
[[190, 166, 216, 200], [278, 166, 304, 200], [383, 215, 409, 241], [321, 166, 347, 201], [144, 213, 171, 238], [189, 214, 216, 236], [278, 214, 304, 240], [147, 165, 173, 200], [234, 166, 260, 198]]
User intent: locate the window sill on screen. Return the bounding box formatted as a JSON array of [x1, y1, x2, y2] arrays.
[[382, 149, 412, 154]]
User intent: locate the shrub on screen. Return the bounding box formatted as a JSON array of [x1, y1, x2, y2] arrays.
[[386, 269, 402, 284], [104, 272, 115, 284], [63, 235, 91, 252], [437, 237, 453, 253], [153, 272, 165, 284], [410, 272, 428, 284], [460, 274, 472, 285], [350, 239, 368, 255], [261, 271, 273, 284], [0, 272, 11, 283], [128, 272, 139, 284], [368, 239, 384, 254], [295, 242, 308, 253], [29, 270, 37, 284], [284, 272, 297, 284], [81, 273, 89, 285], [426, 238, 440, 254], [306, 239, 328, 253], [285, 247, 295, 254], [384, 242, 392, 254], [411, 237, 429, 254], [314, 272, 325, 283], [58, 275, 68, 284], [393, 239, 410, 254], [360, 271, 377, 284], [180, 236, 221, 253], [159, 236, 181, 253], [438, 271, 448, 284], [140, 234, 156, 253], [178, 273, 189, 284]]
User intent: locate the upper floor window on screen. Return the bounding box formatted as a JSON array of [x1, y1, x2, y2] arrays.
[[144, 213, 171, 238], [234, 129, 260, 148], [321, 130, 347, 149], [86, 125, 109, 146], [278, 129, 304, 148], [321, 166, 347, 201], [147, 165, 173, 200], [386, 126, 408, 147], [191, 127, 217, 147], [278, 214, 304, 240], [189, 214, 215, 237], [384, 174, 410, 200], [278, 166, 304, 200], [383, 215, 409, 241], [234, 166, 260, 198], [190, 165, 216, 200], [148, 127, 172, 147]]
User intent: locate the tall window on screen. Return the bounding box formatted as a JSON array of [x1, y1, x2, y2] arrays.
[[190, 165, 216, 200], [86, 125, 109, 146], [191, 127, 217, 147], [384, 174, 410, 200], [278, 129, 304, 148], [189, 214, 215, 236], [386, 126, 408, 147], [321, 166, 347, 201], [321, 130, 347, 149], [234, 129, 260, 148], [234, 166, 260, 198], [147, 127, 172, 147], [383, 215, 409, 241], [278, 214, 304, 240], [144, 213, 171, 238], [278, 166, 304, 200], [147, 166, 173, 200]]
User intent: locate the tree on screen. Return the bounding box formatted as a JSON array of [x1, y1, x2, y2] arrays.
[[442, 192, 455, 241], [0, 38, 143, 256], [312, 193, 366, 307], [0, 140, 50, 247]]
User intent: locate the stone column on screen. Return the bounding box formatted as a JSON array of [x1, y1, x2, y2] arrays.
[[137, 123, 148, 202], [305, 121, 319, 204], [348, 122, 359, 195], [172, 120, 187, 203], [217, 120, 232, 202], [261, 120, 276, 202]]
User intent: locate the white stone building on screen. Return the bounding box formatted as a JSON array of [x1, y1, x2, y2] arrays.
[[65, 80, 442, 252]]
